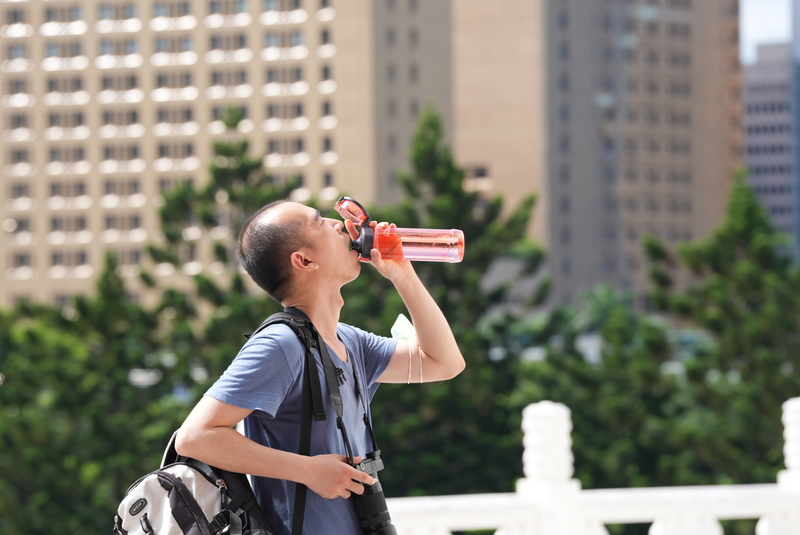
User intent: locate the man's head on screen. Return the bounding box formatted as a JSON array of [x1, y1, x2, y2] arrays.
[[237, 201, 359, 303]]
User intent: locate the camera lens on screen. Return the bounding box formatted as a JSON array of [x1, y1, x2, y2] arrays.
[[352, 453, 397, 535], [353, 479, 396, 535]]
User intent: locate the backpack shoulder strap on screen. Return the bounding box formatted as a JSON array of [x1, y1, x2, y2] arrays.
[[247, 312, 326, 423], [245, 310, 324, 535]]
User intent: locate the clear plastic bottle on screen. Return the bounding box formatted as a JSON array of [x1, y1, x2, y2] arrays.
[[334, 197, 465, 263]]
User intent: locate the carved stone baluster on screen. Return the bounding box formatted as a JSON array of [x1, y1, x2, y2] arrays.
[[649, 516, 723, 535]]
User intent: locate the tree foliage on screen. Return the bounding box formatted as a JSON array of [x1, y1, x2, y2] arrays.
[[0, 255, 187, 533], [644, 177, 800, 484]]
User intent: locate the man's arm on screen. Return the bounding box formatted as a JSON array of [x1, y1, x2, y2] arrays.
[[347, 221, 465, 384], [175, 395, 374, 498]]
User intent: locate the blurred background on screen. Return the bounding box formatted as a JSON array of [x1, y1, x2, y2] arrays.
[[0, 0, 798, 534]]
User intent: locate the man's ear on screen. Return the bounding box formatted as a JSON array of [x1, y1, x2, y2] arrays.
[[289, 249, 318, 272]]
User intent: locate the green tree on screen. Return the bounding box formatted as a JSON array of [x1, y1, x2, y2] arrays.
[[645, 176, 800, 485], [0, 255, 186, 533]]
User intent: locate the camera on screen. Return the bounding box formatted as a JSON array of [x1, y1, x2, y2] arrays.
[[351, 451, 397, 535]]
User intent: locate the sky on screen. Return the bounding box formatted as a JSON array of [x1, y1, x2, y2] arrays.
[[741, 0, 791, 64]]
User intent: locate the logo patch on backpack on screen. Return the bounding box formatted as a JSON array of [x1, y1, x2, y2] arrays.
[[129, 498, 147, 516]]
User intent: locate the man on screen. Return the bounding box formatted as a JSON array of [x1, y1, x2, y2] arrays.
[[175, 200, 465, 534]]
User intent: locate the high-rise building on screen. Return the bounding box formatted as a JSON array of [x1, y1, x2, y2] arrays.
[[452, 0, 742, 306], [744, 43, 791, 234], [0, 0, 451, 307], [1, 0, 741, 308]]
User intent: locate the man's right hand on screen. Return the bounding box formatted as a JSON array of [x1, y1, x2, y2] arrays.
[[301, 454, 376, 499]]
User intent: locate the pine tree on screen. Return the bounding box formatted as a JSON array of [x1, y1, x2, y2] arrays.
[[645, 176, 800, 485]]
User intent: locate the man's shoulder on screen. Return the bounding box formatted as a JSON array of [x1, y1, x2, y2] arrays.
[[245, 321, 307, 357]]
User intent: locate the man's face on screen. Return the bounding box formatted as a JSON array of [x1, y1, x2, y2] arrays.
[[274, 202, 361, 282]]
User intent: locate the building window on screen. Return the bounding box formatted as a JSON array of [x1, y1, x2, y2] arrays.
[[12, 253, 31, 268]]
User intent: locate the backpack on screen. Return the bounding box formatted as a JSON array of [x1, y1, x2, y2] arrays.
[[112, 312, 321, 535], [112, 432, 277, 535]]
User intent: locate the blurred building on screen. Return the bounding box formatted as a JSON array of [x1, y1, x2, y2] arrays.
[[0, 0, 451, 307], [1, 0, 741, 308], [453, 0, 742, 307], [744, 43, 792, 234]]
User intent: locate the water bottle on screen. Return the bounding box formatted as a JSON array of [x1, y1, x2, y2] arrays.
[[334, 196, 465, 263]]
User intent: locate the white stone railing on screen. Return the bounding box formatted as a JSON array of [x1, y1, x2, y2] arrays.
[[387, 399, 800, 535]]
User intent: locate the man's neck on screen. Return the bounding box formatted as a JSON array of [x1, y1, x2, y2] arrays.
[[283, 289, 344, 341]]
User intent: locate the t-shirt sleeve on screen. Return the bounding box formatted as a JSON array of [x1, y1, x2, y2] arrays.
[[342, 324, 397, 387], [205, 325, 302, 418]]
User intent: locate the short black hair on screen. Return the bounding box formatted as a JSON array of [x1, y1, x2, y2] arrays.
[[237, 200, 308, 303]]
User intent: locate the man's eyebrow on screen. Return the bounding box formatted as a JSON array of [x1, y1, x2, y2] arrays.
[[314, 210, 322, 223]]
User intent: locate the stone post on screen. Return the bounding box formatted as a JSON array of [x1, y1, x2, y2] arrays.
[[510, 401, 607, 535], [757, 397, 800, 535]]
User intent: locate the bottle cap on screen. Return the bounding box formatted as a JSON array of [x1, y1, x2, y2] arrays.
[[334, 196, 370, 226]]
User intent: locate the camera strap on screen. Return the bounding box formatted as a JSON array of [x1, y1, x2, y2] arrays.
[[283, 308, 380, 462]]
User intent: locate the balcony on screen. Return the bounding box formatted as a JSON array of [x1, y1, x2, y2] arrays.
[[150, 87, 199, 102], [41, 56, 89, 71], [4, 163, 35, 177], [317, 80, 337, 94], [45, 160, 91, 176], [7, 231, 35, 246], [99, 159, 146, 174], [319, 115, 337, 130], [95, 18, 143, 33], [383, 399, 800, 534], [48, 265, 94, 280], [3, 128, 35, 142], [2, 93, 35, 107], [319, 151, 338, 165], [260, 45, 307, 61], [316, 7, 335, 22], [208, 119, 253, 134], [153, 156, 200, 172], [95, 53, 143, 69], [261, 81, 308, 97], [47, 195, 92, 210], [5, 197, 37, 212], [263, 116, 310, 132], [96, 88, 144, 104], [6, 266, 34, 282], [101, 228, 147, 243], [149, 51, 198, 66], [263, 152, 310, 168], [98, 124, 145, 139], [153, 121, 200, 137], [317, 44, 335, 58], [259, 9, 307, 25], [99, 192, 146, 209], [206, 84, 253, 99], [204, 13, 251, 28], [44, 125, 91, 140], [43, 90, 90, 106], [47, 230, 92, 245], [39, 20, 88, 36], [205, 48, 253, 63], [1, 58, 33, 72], [0, 23, 33, 38], [149, 15, 197, 31]]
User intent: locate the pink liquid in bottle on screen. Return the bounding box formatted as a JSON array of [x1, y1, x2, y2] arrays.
[[373, 227, 464, 263]]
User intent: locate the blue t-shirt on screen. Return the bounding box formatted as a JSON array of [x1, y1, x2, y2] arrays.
[[206, 322, 396, 535]]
